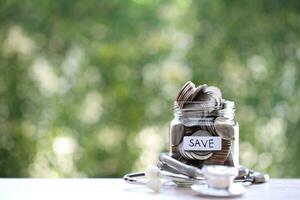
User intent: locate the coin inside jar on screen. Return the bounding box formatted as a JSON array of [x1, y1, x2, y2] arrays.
[[214, 117, 235, 140], [191, 84, 207, 101], [205, 86, 222, 106], [176, 81, 193, 101], [176, 81, 196, 108], [204, 139, 231, 165], [170, 123, 185, 146]]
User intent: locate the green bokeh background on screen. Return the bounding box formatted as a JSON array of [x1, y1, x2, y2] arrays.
[[0, 0, 299, 177]]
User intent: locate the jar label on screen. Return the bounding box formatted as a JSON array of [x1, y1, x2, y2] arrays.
[[183, 136, 222, 151]]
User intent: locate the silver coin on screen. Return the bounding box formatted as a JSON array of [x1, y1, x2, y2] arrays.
[[206, 86, 222, 99], [211, 124, 219, 136], [179, 142, 194, 160], [191, 85, 206, 101], [182, 84, 196, 106], [214, 117, 235, 140], [176, 81, 193, 101], [190, 151, 213, 160], [205, 86, 222, 107], [177, 81, 196, 108], [170, 123, 185, 146], [224, 152, 234, 166]]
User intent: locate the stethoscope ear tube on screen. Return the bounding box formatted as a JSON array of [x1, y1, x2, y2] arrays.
[[158, 153, 205, 179], [123, 172, 147, 185], [124, 167, 269, 185]]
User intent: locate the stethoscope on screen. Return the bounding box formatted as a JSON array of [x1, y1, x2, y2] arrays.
[[124, 153, 269, 197]]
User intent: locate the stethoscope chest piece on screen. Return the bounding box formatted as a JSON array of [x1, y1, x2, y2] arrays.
[[190, 165, 245, 197], [191, 182, 245, 198]]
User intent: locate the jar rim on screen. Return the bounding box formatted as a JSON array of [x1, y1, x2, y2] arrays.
[[173, 100, 235, 120], [173, 101, 223, 110]]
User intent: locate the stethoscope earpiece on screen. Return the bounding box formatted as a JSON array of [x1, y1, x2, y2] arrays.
[[145, 165, 160, 179], [146, 178, 162, 192], [145, 165, 162, 192]]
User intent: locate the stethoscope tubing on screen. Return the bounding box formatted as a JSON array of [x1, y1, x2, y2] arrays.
[[124, 168, 269, 185]]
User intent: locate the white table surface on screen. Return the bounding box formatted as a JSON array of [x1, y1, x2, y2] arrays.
[[0, 178, 299, 200]]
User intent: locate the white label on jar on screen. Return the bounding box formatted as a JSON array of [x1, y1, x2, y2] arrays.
[[183, 136, 222, 151]]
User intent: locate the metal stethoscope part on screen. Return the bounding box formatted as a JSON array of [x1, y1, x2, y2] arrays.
[[124, 153, 269, 195], [234, 166, 270, 184]]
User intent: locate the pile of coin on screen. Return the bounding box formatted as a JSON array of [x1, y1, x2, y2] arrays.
[[169, 81, 238, 167], [176, 81, 222, 109]]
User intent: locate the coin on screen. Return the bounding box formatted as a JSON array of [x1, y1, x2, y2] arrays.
[[204, 139, 231, 165], [179, 142, 194, 160], [176, 81, 196, 107], [223, 152, 234, 166], [206, 120, 215, 135], [185, 126, 200, 135], [191, 84, 207, 101], [176, 83, 190, 107], [205, 86, 222, 106], [206, 86, 222, 99], [182, 83, 216, 110], [170, 146, 180, 159], [194, 93, 217, 113], [190, 151, 213, 160], [176, 81, 193, 101], [170, 123, 185, 146], [214, 117, 235, 140], [181, 85, 196, 108]]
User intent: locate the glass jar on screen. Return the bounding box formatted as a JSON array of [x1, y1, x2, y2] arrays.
[[169, 100, 239, 168]]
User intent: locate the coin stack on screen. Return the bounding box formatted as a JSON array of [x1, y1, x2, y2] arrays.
[[169, 81, 239, 167]]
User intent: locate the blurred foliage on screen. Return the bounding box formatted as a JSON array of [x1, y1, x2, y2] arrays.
[[0, 0, 299, 177]]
